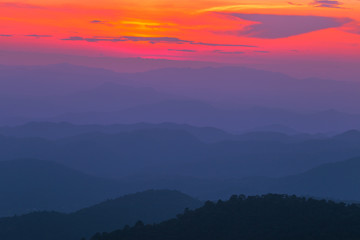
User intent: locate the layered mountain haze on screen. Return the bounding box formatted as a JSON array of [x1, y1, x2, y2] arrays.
[[118, 156, 360, 202], [52, 104, 360, 133], [121, 66, 360, 110], [0, 64, 118, 97], [267, 157, 360, 201], [1, 126, 360, 179], [1, 64, 360, 133], [2, 1, 360, 239], [0, 159, 123, 216], [0, 84, 178, 118], [1, 155, 360, 219], [0, 122, 236, 142]]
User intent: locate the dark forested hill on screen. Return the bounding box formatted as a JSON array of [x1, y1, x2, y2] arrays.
[[0, 190, 202, 240], [90, 194, 360, 240]]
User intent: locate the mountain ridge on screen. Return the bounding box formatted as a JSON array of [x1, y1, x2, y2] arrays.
[[0, 190, 202, 240]]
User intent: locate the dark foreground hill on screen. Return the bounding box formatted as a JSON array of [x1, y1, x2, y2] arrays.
[[0, 190, 202, 240], [90, 194, 360, 240]]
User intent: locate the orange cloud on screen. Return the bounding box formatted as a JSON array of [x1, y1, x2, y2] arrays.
[[0, 0, 358, 69]]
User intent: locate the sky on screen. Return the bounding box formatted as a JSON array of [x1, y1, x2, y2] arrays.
[[0, 0, 360, 80]]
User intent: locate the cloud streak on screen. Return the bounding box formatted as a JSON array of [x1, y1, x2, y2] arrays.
[[310, 0, 343, 8], [168, 49, 197, 52], [25, 34, 53, 38], [199, 4, 296, 13], [213, 50, 244, 54], [227, 13, 351, 39], [90, 20, 113, 26], [254, 50, 270, 53], [61, 36, 257, 47]]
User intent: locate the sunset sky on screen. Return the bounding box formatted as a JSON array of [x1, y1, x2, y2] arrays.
[[0, 0, 359, 80]]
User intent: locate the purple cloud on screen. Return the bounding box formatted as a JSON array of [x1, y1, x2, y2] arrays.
[[0, 34, 13, 37], [228, 13, 351, 39], [195, 42, 255, 47], [310, 0, 343, 8], [344, 22, 360, 35], [254, 50, 270, 53], [168, 49, 197, 52], [122, 36, 190, 44], [25, 34, 53, 38], [213, 50, 244, 54], [91, 20, 105, 23], [62, 35, 257, 47], [61, 36, 124, 42], [90, 20, 113, 26]]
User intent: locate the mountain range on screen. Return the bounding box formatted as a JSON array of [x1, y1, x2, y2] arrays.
[[0, 190, 202, 240], [2, 64, 360, 133], [117, 157, 360, 202], [2, 155, 360, 218], [0, 126, 360, 179], [0, 122, 236, 143], [0, 159, 122, 216]]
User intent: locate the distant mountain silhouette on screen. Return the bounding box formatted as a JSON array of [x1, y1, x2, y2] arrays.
[[0, 82, 178, 118], [89, 194, 360, 240], [264, 157, 360, 201], [49, 100, 223, 126], [56, 82, 178, 112], [114, 157, 360, 202], [1, 129, 360, 179], [121, 66, 360, 113], [47, 102, 360, 133], [0, 64, 119, 97], [2, 64, 360, 132], [235, 131, 308, 143], [1, 155, 360, 221], [51, 104, 360, 134], [0, 122, 235, 143], [0, 190, 202, 240], [330, 130, 360, 142], [0, 159, 123, 216], [247, 124, 300, 135]]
